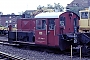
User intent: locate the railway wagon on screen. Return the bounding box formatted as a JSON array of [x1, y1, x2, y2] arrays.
[[8, 11, 81, 51], [0, 27, 8, 35], [79, 8, 90, 32]]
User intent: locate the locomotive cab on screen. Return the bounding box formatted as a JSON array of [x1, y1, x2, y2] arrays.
[[35, 12, 79, 50], [35, 12, 61, 47]]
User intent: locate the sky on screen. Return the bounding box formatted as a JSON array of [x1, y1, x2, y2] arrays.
[[0, 0, 73, 14]]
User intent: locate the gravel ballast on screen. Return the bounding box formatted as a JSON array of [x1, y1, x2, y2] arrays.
[[0, 36, 89, 60], [0, 44, 89, 60]]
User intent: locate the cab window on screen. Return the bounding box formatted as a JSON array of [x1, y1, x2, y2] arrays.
[[81, 12, 88, 19], [36, 20, 46, 30], [60, 16, 65, 26], [74, 18, 78, 26], [48, 19, 55, 30]]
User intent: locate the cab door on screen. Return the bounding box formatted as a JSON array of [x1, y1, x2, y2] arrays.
[[47, 19, 55, 46], [35, 19, 47, 45]]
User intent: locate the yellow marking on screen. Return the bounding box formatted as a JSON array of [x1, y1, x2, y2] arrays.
[[39, 32, 42, 35], [41, 38, 45, 39], [38, 37, 45, 40]]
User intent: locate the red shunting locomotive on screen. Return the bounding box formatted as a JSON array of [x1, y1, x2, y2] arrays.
[[9, 11, 89, 53]]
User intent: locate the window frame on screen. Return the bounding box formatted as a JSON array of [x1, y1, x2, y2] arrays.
[[81, 12, 88, 19], [74, 17, 78, 27], [36, 19, 46, 30], [59, 16, 65, 27], [48, 19, 55, 30]]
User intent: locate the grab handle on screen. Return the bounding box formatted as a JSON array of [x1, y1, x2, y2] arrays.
[[54, 25, 56, 36], [46, 25, 47, 35]]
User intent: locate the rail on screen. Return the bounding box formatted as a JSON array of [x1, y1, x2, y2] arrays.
[[0, 51, 29, 60]]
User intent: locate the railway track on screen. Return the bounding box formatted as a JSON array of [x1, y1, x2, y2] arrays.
[[0, 36, 28, 60], [0, 51, 28, 60], [0, 39, 86, 57], [0, 36, 90, 60], [0, 35, 19, 46], [0, 41, 19, 46], [0, 39, 76, 58]]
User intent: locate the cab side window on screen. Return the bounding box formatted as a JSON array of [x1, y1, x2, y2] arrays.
[[74, 17, 79, 32], [74, 18, 78, 26], [60, 16, 65, 27], [48, 19, 55, 30], [81, 12, 88, 19], [36, 20, 46, 30], [42, 20, 46, 29]]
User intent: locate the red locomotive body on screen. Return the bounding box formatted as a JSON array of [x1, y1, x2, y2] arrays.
[[8, 18, 35, 43], [17, 18, 35, 32], [8, 12, 80, 51], [35, 12, 79, 50]]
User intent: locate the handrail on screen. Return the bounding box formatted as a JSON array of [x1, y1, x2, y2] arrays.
[[46, 25, 47, 35], [54, 25, 56, 36]]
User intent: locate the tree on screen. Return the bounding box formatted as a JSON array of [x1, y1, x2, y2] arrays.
[[54, 3, 64, 12], [47, 4, 54, 9], [35, 3, 64, 16], [37, 5, 44, 10], [37, 3, 64, 12]]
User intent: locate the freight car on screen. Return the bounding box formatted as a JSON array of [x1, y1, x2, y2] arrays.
[[8, 11, 90, 54], [0, 27, 8, 35], [0, 26, 17, 36]]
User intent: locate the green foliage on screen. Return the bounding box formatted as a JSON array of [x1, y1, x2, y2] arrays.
[[54, 3, 64, 12], [37, 3, 64, 12]]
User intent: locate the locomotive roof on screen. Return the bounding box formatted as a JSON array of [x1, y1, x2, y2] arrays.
[[35, 12, 64, 18]]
